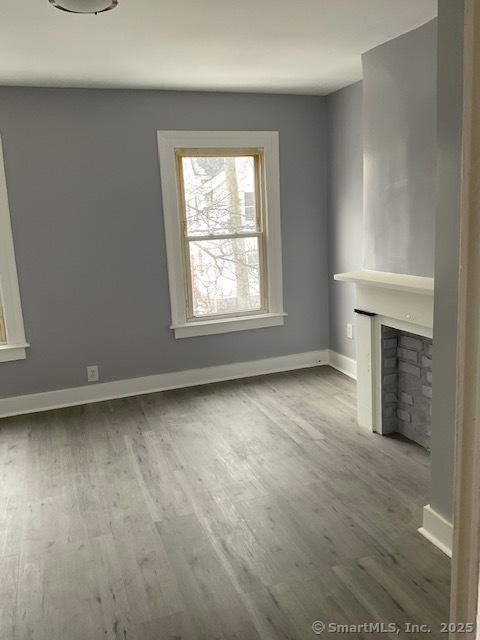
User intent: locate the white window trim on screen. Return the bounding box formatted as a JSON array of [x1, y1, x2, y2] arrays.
[[157, 131, 286, 339], [0, 134, 28, 362]]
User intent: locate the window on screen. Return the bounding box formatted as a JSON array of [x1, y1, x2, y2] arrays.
[[0, 134, 28, 361], [178, 151, 265, 319], [158, 131, 285, 338]]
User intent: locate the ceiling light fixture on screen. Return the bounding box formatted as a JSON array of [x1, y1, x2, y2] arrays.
[[49, 0, 118, 14]]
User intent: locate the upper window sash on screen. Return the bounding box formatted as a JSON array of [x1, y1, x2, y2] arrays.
[[175, 148, 264, 239]]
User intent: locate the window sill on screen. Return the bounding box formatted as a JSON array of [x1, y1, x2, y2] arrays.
[[0, 343, 29, 363], [171, 312, 287, 339]]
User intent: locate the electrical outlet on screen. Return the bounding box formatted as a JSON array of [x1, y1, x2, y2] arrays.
[[346, 323, 353, 339], [87, 365, 99, 383]]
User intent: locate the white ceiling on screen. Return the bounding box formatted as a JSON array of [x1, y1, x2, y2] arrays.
[[0, 0, 437, 95]]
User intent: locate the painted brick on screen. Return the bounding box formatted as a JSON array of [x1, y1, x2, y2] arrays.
[[383, 347, 397, 359], [399, 335, 422, 351], [397, 348, 418, 364], [421, 355, 432, 369], [399, 392, 413, 405], [382, 326, 397, 337], [383, 338, 397, 350], [383, 357, 397, 370], [381, 328, 432, 450], [398, 361, 421, 377], [397, 408, 411, 423], [383, 416, 398, 432]]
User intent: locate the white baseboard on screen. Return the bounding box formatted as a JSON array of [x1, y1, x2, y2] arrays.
[[328, 350, 357, 380], [0, 350, 329, 419], [418, 504, 453, 557]]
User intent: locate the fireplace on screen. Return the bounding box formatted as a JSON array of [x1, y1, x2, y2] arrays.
[[333, 270, 434, 436], [381, 326, 432, 449], [333, 269, 445, 552]]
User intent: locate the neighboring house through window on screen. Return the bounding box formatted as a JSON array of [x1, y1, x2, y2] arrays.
[[157, 131, 285, 338], [0, 134, 28, 362]]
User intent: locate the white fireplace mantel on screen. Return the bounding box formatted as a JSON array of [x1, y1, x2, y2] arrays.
[[335, 270, 434, 332], [334, 270, 434, 296], [334, 269, 434, 432]]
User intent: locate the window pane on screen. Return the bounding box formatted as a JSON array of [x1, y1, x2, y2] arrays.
[[189, 236, 262, 317], [181, 156, 258, 236]]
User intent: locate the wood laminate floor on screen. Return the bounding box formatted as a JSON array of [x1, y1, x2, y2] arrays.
[[0, 367, 450, 640]]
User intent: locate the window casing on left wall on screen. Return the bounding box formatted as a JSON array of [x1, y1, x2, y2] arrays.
[[0, 134, 28, 362]]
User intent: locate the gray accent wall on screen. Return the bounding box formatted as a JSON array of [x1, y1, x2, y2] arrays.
[[327, 82, 363, 360], [362, 20, 437, 276], [0, 87, 328, 398], [430, 0, 465, 522]]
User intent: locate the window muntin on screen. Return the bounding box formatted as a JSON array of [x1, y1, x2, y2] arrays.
[[176, 149, 268, 321]]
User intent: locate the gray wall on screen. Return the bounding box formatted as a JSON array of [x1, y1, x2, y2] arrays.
[[327, 82, 363, 360], [362, 20, 437, 276], [328, 21, 438, 359], [0, 87, 328, 398], [430, 0, 465, 522]]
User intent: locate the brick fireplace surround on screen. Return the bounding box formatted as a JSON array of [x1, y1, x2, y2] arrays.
[[382, 326, 433, 449]]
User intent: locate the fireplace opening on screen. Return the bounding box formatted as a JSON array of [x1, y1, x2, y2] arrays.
[[381, 326, 432, 450]]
